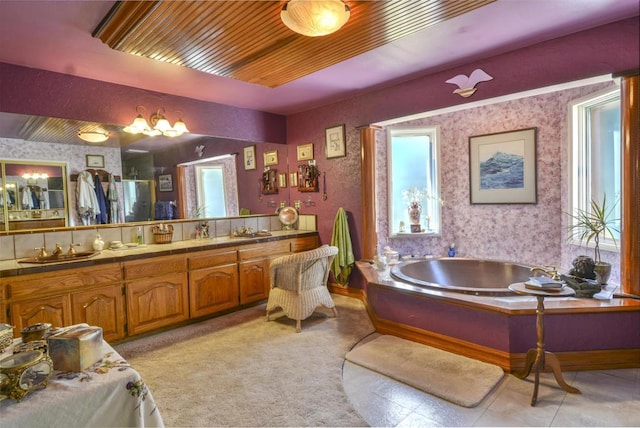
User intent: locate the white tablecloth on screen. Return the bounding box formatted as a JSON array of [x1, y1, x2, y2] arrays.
[[0, 340, 164, 427]]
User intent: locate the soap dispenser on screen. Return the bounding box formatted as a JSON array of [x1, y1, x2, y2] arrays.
[[93, 234, 105, 251]]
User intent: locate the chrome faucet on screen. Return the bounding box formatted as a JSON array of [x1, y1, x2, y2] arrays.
[[530, 265, 560, 280]]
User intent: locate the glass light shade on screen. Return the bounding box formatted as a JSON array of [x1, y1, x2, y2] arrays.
[[22, 172, 48, 179], [163, 128, 180, 137], [142, 128, 162, 137], [173, 119, 189, 135], [124, 114, 149, 134], [77, 130, 109, 143], [281, 0, 350, 37], [153, 116, 172, 133]]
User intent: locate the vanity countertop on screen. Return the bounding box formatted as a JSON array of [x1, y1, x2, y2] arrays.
[[0, 230, 318, 277]]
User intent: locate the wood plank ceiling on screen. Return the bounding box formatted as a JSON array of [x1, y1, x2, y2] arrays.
[[93, 0, 495, 88]]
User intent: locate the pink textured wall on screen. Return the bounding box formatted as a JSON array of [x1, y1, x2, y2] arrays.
[[287, 18, 637, 285], [0, 63, 287, 144]]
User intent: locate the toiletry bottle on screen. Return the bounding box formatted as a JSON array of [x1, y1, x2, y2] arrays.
[[93, 234, 105, 251], [448, 243, 456, 257], [136, 226, 143, 244]]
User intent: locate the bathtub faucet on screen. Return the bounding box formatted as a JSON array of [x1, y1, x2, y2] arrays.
[[530, 265, 560, 280]]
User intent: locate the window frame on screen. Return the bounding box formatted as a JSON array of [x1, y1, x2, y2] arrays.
[[568, 85, 621, 253], [386, 126, 441, 238]]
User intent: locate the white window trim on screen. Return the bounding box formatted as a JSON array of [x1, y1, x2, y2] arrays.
[[568, 85, 620, 254], [387, 126, 441, 238]]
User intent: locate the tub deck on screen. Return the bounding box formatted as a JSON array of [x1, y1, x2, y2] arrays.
[[355, 261, 640, 372]]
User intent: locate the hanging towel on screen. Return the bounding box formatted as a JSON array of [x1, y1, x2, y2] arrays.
[[94, 173, 108, 224], [76, 170, 100, 225], [107, 174, 120, 223], [330, 207, 355, 286]]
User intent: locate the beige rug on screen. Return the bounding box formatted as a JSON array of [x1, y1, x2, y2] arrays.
[[345, 335, 505, 408], [115, 294, 375, 427]]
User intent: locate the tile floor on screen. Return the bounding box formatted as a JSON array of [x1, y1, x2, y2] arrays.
[[342, 341, 640, 427]]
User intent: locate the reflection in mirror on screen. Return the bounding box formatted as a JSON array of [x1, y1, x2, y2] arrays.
[[123, 180, 156, 222], [178, 154, 239, 218], [1, 161, 68, 231]]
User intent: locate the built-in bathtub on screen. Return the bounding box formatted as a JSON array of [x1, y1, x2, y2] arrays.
[[390, 258, 531, 296], [355, 259, 640, 373]]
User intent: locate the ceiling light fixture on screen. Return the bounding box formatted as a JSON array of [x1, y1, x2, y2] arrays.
[[281, 0, 350, 37], [124, 106, 189, 137], [77, 130, 110, 143]]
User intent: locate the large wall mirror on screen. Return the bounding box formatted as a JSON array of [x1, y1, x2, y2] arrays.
[[0, 112, 290, 232], [1, 160, 68, 231]]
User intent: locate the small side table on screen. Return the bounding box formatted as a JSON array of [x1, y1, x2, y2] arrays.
[[508, 282, 581, 406]]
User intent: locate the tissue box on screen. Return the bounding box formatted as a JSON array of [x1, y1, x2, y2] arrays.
[[47, 325, 103, 372]]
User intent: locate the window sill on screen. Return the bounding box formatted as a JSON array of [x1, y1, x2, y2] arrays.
[[390, 231, 440, 238]]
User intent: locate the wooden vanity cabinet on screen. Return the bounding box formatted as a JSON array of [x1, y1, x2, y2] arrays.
[[238, 240, 290, 305], [188, 248, 239, 318], [124, 254, 189, 336], [2, 264, 125, 341]]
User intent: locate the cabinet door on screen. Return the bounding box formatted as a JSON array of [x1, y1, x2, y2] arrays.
[[71, 285, 126, 342], [239, 258, 269, 305], [126, 272, 189, 336], [10, 295, 72, 333], [189, 264, 239, 318]]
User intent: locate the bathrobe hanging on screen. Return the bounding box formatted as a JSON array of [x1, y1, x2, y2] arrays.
[[94, 173, 108, 224], [76, 170, 100, 225], [108, 174, 120, 223], [21, 186, 33, 210]]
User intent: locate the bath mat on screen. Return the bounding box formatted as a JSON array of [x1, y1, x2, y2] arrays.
[[345, 335, 505, 407]]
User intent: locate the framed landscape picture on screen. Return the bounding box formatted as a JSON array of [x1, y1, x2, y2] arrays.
[[158, 174, 173, 192], [469, 128, 537, 204]]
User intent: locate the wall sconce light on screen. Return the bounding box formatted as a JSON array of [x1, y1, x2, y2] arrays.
[[123, 106, 189, 137], [281, 0, 350, 37], [77, 130, 110, 143]]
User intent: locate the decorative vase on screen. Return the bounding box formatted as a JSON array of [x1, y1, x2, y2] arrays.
[[593, 262, 612, 286], [408, 201, 421, 225]]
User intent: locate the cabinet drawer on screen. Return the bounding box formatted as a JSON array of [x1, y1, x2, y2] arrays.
[[239, 241, 290, 261], [188, 248, 237, 270], [124, 254, 187, 279], [5, 264, 122, 301], [291, 236, 319, 252]]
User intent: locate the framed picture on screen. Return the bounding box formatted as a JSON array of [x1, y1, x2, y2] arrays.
[[325, 124, 346, 159], [158, 174, 173, 192], [278, 173, 287, 188], [264, 150, 278, 166], [297, 143, 313, 161], [289, 172, 298, 187], [469, 127, 537, 204], [85, 154, 104, 168], [243, 145, 256, 170]]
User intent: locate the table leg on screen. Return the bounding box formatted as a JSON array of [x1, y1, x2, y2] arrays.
[[544, 351, 581, 394], [520, 295, 580, 406], [514, 348, 537, 379]]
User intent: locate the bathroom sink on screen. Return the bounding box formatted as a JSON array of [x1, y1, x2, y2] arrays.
[[18, 251, 99, 264]]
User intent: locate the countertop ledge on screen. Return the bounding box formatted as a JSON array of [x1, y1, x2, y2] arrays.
[[0, 230, 318, 277]]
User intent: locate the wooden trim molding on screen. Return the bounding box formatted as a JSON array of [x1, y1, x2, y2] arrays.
[[358, 125, 379, 261], [620, 74, 639, 296]]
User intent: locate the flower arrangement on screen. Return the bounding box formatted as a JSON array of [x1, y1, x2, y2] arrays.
[[401, 186, 443, 206]]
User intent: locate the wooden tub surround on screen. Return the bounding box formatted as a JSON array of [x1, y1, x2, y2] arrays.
[[355, 261, 640, 373]]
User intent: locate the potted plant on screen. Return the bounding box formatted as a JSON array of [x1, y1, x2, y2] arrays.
[[567, 195, 619, 285]]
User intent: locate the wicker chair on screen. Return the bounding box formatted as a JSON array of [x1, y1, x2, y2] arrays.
[[266, 245, 339, 332]]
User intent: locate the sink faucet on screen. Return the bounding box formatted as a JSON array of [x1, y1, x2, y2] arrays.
[[52, 243, 64, 257], [530, 265, 560, 280], [34, 247, 49, 260]]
